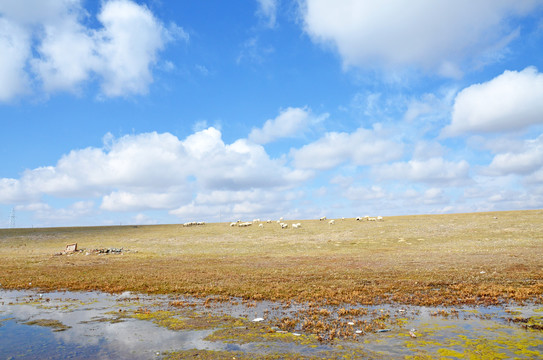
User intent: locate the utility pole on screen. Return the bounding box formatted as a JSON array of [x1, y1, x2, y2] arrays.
[[9, 208, 15, 228]]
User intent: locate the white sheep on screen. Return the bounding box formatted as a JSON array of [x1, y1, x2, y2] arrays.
[[266, 219, 272, 223], [239, 222, 252, 227], [258, 223, 264, 228], [292, 223, 301, 228], [356, 217, 362, 221], [253, 218, 261, 223], [368, 217, 377, 221], [281, 223, 288, 229], [279, 217, 284, 221], [329, 219, 335, 225], [230, 222, 237, 227], [320, 216, 327, 221], [377, 216, 384, 221]]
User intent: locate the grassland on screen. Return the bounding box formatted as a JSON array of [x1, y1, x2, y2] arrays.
[[1, 210, 542, 306]]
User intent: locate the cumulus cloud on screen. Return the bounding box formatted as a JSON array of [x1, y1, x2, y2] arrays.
[[170, 188, 297, 221], [290, 126, 403, 170], [300, 0, 539, 75], [248, 107, 326, 144], [485, 134, 543, 176], [0, 0, 185, 100], [15, 200, 94, 222], [373, 157, 470, 185], [0, 17, 31, 101], [101, 190, 190, 212], [0, 128, 309, 215], [343, 185, 386, 201], [403, 89, 456, 124], [94, 0, 172, 96], [443, 67, 543, 136]]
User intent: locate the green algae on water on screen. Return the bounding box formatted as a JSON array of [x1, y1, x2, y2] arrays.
[[23, 318, 71, 332]]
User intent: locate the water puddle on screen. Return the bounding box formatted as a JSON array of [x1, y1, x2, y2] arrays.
[[1, 289, 542, 359]]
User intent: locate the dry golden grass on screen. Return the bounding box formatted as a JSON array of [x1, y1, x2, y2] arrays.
[[1, 210, 542, 306]]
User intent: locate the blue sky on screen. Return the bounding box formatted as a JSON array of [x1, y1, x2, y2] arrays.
[[1, 0, 543, 227]]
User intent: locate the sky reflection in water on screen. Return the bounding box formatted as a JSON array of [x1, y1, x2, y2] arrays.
[[1, 289, 542, 359]]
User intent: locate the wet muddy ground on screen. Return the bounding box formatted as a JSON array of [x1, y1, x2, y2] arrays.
[[1, 289, 542, 359]]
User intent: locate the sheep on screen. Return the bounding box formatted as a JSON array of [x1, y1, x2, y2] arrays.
[[253, 218, 261, 223], [292, 223, 301, 228], [230, 222, 237, 227], [258, 223, 264, 228], [329, 219, 335, 225], [279, 217, 284, 222], [356, 217, 362, 221], [238, 222, 252, 227], [281, 223, 288, 229], [368, 217, 377, 221], [266, 219, 272, 223], [320, 216, 327, 221], [377, 216, 384, 221]]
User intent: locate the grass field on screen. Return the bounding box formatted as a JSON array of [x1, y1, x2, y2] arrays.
[[1, 210, 542, 306]]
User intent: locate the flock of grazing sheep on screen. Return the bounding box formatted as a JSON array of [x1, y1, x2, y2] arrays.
[[227, 215, 384, 229], [182, 221, 206, 227]]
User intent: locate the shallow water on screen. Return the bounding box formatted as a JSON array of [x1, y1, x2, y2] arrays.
[[1, 289, 542, 359]]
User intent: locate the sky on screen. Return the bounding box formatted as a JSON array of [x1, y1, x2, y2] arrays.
[[1, 0, 543, 228]]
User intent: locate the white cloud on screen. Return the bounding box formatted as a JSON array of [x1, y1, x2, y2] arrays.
[[236, 36, 274, 64], [344, 185, 386, 201], [256, 0, 278, 28], [443, 67, 543, 136], [133, 213, 158, 225], [94, 0, 169, 96], [300, 0, 539, 74], [0, 128, 309, 215], [0, 18, 31, 101], [403, 89, 456, 124], [170, 188, 298, 222], [0, 0, 185, 100], [373, 157, 470, 185], [290, 126, 403, 170], [28, 0, 96, 94], [100, 190, 190, 212], [422, 188, 447, 205], [248, 107, 326, 144], [0, 0, 77, 24], [412, 141, 445, 160], [485, 134, 543, 176], [15, 200, 94, 222]]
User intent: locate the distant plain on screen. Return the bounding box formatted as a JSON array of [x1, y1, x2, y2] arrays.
[[1, 210, 542, 307]]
